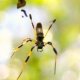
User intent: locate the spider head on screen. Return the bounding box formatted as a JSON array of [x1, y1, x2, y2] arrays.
[[36, 42, 44, 52]]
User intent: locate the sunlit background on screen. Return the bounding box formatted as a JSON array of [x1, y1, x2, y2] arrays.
[[0, 0, 80, 80]]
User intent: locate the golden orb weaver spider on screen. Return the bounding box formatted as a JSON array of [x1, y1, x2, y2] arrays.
[[10, 10, 58, 80]]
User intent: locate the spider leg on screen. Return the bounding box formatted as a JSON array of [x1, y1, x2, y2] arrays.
[[11, 38, 35, 59], [16, 45, 36, 80], [45, 42, 57, 55], [29, 14, 34, 29], [44, 19, 56, 39], [44, 42, 58, 78], [29, 14, 36, 38]]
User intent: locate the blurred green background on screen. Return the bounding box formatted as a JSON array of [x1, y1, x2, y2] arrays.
[[0, 0, 80, 80]]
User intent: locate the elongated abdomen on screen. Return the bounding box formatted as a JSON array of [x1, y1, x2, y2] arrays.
[[36, 23, 44, 41]]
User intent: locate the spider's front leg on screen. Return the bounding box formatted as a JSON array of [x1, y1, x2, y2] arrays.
[[45, 42, 58, 55], [17, 45, 36, 80], [44, 42, 58, 77], [11, 38, 33, 59], [25, 45, 36, 62]]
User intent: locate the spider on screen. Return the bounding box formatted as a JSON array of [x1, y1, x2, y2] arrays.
[[11, 13, 58, 80]]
